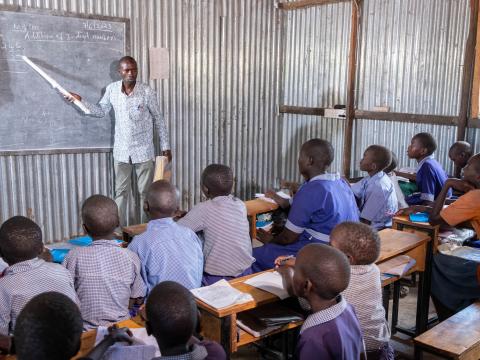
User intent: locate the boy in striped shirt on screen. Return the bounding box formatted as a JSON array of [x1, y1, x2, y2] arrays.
[[178, 164, 255, 285]]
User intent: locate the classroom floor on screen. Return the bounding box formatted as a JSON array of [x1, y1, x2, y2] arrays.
[[231, 285, 443, 360]]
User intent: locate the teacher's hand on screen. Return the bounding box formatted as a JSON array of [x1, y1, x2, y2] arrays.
[[162, 150, 172, 162], [65, 92, 82, 102]]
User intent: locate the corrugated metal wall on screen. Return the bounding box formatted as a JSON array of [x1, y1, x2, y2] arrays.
[[280, 0, 470, 179], [0, 0, 282, 243], [280, 2, 351, 180]]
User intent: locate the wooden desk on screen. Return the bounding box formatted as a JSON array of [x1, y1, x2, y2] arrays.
[[197, 229, 430, 355], [122, 199, 279, 242], [392, 215, 440, 253], [244, 199, 278, 239], [414, 302, 480, 359]]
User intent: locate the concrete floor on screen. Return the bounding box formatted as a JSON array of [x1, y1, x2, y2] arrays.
[[231, 285, 443, 360]]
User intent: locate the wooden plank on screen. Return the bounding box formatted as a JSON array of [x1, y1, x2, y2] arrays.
[[458, 0, 479, 141], [279, 105, 326, 116], [469, 117, 480, 128], [278, 0, 350, 10], [471, 3, 480, 119], [244, 199, 279, 216], [414, 302, 480, 358], [355, 110, 458, 126], [342, 0, 360, 177], [376, 229, 430, 263]]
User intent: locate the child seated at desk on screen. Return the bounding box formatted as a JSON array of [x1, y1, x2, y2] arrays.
[[383, 151, 408, 210], [128, 180, 203, 291], [351, 145, 398, 229], [448, 141, 472, 177], [330, 222, 393, 360], [401, 153, 480, 319], [63, 195, 146, 330], [0, 216, 78, 336], [405, 132, 450, 205], [178, 164, 254, 285], [277, 243, 364, 359], [145, 281, 226, 359], [253, 138, 359, 271]]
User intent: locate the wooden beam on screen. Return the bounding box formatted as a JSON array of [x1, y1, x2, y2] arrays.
[[279, 105, 325, 116], [469, 117, 480, 128], [342, 0, 360, 177], [470, 2, 480, 119], [278, 0, 350, 11], [354, 110, 459, 126], [458, 0, 479, 141]]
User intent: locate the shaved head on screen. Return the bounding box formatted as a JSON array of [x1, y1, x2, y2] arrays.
[[295, 243, 350, 300], [201, 164, 233, 197], [146, 180, 178, 216], [0, 216, 42, 264], [118, 56, 137, 68], [301, 139, 334, 167], [331, 222, 380, 265], [449, 141, 472, 169], [365, 145, 392, 171], [82, 195, 119, 237]]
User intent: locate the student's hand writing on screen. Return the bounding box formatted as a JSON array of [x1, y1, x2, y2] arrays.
[[445, 178, 475, 193], [107, 325, 133, 344], [138, 304, 147, 322], [274, 255, 296, 268], [256, 229, 273, 244]]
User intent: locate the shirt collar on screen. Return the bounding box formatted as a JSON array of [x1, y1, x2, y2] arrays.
[[211, 194, 235, 202], [368, 171, 385, 181], [350, 264, 373, 275], [300, 295, 347, 334], [89, 239, 122, 248], [309, 173, 340, 182], [148, 217, 175, 228], [416, 155, 434, 172], [4, 257, 44, 276], [153, 344, 208, 360]]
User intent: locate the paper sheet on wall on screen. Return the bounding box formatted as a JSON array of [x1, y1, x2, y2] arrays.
[[149, 47, 169, 79]]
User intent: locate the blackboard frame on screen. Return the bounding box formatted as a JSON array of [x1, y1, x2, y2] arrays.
[[0, 5, 130, 156]]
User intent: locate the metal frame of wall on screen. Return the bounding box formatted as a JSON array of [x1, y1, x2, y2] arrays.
[[279, 0, 480, 179]]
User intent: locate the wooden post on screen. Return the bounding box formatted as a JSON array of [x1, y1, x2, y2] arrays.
[[278, 0, 350, 10], [342, 0, 360, 177], [458, 0, 479, 141]]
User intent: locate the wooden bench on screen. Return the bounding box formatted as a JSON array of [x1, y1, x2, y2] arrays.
[[414, 302, 480, 359]]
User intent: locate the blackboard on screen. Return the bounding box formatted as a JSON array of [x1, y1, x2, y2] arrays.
[[0, 7, 129, 152]]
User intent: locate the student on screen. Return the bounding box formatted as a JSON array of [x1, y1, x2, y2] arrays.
[[351, 145, 398, 229], [277, 243, 364, 359], [14, 292, 135, 360], [178, 164, 254, 285], [384, 151, 408, 209], [448, 141, 472, 176], [0, 216, 78, 335], [330, 222, 393, 360], [146, 281, 226, 359], [63, 195, 146, 330], [128, 180, 203, 292], [401, 154, 480, 318], [253, 139, 359, 271], [405, 132, 450, 205]]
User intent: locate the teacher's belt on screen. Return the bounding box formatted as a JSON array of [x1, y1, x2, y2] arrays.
[[305, 229, 329, 243]]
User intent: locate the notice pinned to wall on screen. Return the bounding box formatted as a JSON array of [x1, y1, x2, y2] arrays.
[[149, 47, 169, 80]]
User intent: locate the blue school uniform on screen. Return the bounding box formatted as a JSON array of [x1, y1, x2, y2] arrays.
[[406, 156, 451, 205], [252, 173, 359, 271], [351, 171, 398, 229]]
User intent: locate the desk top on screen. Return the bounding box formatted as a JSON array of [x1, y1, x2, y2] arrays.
[[414, 302, 480, 358], [393, 215, 440, 230], [196, 228, 430, 318]]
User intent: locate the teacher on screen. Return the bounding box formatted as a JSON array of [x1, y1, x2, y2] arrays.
[[68, 56, 171, 225]]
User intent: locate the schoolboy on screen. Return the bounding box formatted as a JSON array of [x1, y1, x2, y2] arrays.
[[14, 292, 135, 360], [253, 139, 359, 271], [146, 281, 226, 359], [448, 141, 472, 176], [63, 195, 146, 330], [178, 164, 254, 285], [406, 132, 450, 205], [402, 154, 480, 318], [351, 145, 398, 229], [277, 244, 364, 359], [128, 180, 203, 292], [384, 151, 408, 209], [0, 216, 78, 335], [330, 222, 393, 360]]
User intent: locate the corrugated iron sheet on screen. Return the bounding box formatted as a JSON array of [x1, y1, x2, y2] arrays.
[[0, 0, 281, 243]]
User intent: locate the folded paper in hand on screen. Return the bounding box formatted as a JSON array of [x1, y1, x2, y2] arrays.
[[191, 279, 253, 309]]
